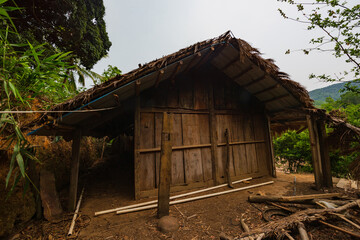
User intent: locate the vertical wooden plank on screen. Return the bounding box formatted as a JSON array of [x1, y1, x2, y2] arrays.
[[208, 83, 218, 184], [179, 78, 194, 109], [171, 114, 185, 185], [194, 78, 209, 110], [139, 113, 156, 191], [134, 93, 141, 200], [243, 114, 258, 173], [182, 114, 203, 183], [155, 113, 162, 187], [157, 113, 173, 218], [216, 115, 226, 178], [318, 120, 332, 188], [307, 115, 323, 190], [233, 114, 248, 175], [198, 114, 212, 181], [69, 130, 82, 211], [253, 114, 269, 174], [226, 115, 235, 176], [265, 115, 276, 177]]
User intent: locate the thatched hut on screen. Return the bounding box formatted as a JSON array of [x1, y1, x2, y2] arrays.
[[29, 31, 360, 211]]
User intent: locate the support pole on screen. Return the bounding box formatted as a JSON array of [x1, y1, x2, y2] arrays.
[[317, 120, 332, 188], [134, 80, 141, 200], [266, 116, 276, 177], [306, 115, 323, 190], [208, 81, 219, 185], [225, 129, 233, 188], [68, 130, 82, 211], [157, 112, 173, 218]]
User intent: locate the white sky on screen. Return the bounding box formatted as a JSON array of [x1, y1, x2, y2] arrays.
[[91, 0, 352, 91]]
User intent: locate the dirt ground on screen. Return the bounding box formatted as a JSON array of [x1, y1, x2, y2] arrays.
[[7, 161, 360, 240]]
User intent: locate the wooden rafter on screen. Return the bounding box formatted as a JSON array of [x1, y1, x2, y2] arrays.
[[232, 65, 253, 80], [183, 52, 202, 72], [253, 84, 280, 96], [241, 74, 266, 88], [263, 93, 290, 104], [154, 69, 165, 88], [192, 46, 215, 69], [170, 60, 183, 85], [220, 56, 239, 71]]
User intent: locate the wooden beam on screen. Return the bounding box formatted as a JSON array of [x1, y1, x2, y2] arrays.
[[265, 116, 276, 177], [263, 94, 290, 104], [157, 112, 173, 218], [183, 52, 202, 72], [241, 74, 266, 88], [318, 120, 332, 188], [217, 140, 265, 147], [170, 61, 183, 85], [154, 69, 165, 88], [134, 92, 141, 200], [253, 84, 280, 96], [220, 57, 239, 71], [135, 79, 141, 96], [192, 46, 215, 69], [232, 65, 253, 80], [68, 130, 82, 211], [208, 81, 219, 185], [225, 129, 233, 188], [306, 115, 323, 190]]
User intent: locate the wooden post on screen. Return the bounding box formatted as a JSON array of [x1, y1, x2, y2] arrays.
[[157, 112, 173, 218], [208, 82, 219, 185], [68, 130, 82, 211], [225, 129, 233, 188], [265, 116, 276, 177], [134, 81, 141, 200], [306, 115, 323, 190], [317, 120, 333, 188]]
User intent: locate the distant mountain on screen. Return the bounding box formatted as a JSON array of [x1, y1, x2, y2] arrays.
[[309, 82, 347, 102]]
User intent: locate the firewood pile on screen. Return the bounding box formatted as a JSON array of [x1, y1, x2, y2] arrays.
[[221, 193, 360, 240]]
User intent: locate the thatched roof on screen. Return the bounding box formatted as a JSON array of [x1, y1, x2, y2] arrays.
[[29, 31, 360, 141], [50, 31, 313, 113]]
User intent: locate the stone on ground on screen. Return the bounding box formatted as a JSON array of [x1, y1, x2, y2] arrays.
[[158, 216, 179, 233]]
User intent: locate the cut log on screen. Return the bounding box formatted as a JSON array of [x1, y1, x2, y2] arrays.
[[248, 193, 341, 203]]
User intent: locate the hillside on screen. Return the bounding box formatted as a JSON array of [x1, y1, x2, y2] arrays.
[[309, 82, 347, 102]]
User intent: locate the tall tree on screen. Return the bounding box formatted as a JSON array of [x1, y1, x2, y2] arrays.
[[7, 0, 112, 70], [278, 0, 360, 93]]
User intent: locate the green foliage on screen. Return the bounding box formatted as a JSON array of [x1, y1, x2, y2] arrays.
[[5, 0, 112, 70], [0, 3, 78, 195], [278, 0, 360, 93], [102, 65, 122, 82], [330, 150, 356, 178], [273, 130, 312, 172]]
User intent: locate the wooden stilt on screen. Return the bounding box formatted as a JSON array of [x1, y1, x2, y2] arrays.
[[265, 116, 276, 177], [208, 81, 219, 185], [134, 82, 141, 200], [317, 120, 332, 188], [225, 129, 233, 188], [306, 115, 322, 190], [157, 112, 173, 218], [68, 130, 82, 211]]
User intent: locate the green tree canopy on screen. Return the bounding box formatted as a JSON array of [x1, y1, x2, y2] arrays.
[[6, 0, 112, 69], [278, 0, 360, 92]]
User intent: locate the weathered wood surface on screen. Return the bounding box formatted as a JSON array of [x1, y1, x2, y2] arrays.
[[248, 193, 342, 203], [171, 114, 185, 185], [157, 112, 173, 218]]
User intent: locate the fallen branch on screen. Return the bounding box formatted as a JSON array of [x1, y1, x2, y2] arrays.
[[238, 200, 360, 238], [319, 220, 360, 238], [248, 193, 342, 203]]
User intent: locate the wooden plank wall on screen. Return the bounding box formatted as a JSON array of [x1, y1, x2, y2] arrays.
[[137, 71, 271, 194]]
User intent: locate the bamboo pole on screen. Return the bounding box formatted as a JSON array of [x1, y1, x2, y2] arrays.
[[68, 187, 85, 236], [116, 181, 274, 215], [319, 220, 360, 238], [94, 177, 252, 216]]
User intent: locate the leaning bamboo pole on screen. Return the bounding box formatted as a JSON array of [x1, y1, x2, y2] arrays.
[[116, 181, 274, 215], [94, 177, 253, 216], [68, 187, 85, 236]]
